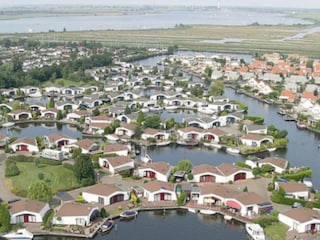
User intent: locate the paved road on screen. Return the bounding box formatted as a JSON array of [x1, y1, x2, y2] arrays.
[[0, 152, 17, 202]]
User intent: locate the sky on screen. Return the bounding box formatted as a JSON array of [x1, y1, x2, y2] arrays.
[[1, 0, 320, 9]]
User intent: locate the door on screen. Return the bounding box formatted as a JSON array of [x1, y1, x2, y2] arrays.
[[160, 193, 165, 201], [24, 215, 29, 223]]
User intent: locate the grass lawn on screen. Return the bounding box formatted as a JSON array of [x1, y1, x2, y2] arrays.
[[7, 162, 80, 194], [265, 223, 289, 240], [41, 78, 99, 88]]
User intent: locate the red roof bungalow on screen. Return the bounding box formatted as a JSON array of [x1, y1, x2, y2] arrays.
[[142, 181, 177, 202], [136, 162, 172, 182], [9, 137, 39, 152], [301, 91, 318, 103], [99, 156, 134, 175], [62, 139, 100, 154], [8, 110, 32, 121], [279, 89, 296, 102], [43, 133, 76, 149], [103, 144, 129, 156], [40, 108, 59, 119]]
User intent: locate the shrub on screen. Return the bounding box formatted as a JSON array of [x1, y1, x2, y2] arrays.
[[177, 191, 188, 206], [38, 173, 45, 180], [187, 173, 193, 180], [120, 170, 131, 178], [267, 183, 275, 191], [5, 163, 20, 177]]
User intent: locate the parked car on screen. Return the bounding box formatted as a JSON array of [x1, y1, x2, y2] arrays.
[[292, 202, 303, 208]]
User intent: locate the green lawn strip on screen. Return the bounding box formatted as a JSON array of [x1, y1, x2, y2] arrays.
[[264, 223, 289, 240], [41, 78, 98, 88], [10, 162, 80, 193]]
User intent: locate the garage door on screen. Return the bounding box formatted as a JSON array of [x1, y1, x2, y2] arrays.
[[234, 172, 246, 181]]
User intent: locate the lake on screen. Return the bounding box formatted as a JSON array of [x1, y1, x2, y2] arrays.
[[0, 8, 313, 33]]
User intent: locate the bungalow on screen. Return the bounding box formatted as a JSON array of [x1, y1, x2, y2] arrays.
[[275, 182, 309, 200], [141, 128, 170, 142], [56, 101, 79, 111], [242, 124, 268, 135], [80, 95, 102, 109], [142, 181, 177, 202], [115, 123, 137, 138], [29, 103, 46, 112], [226, 192, 272, 217], [82, 183, 130, 205], [85, 116, 114, 125], [201, 128, 227, 143], [66, 110, 90, 122], [240, 134, 273, 147], [176, 127, 202, 141], [9, 137, 39, 152], [43, 86, 61, 95], [20, 86, 41, 97], [196, 183, 236, 206], [53, 202, 99, 226], [61, 87, 83, 96], [184, 117, 217, 129], [99, 156, 134, 175], [88, 122, 109, 135], [43, 133, 76, 149], [40, 108, 59, 119], [279, 89, 296, 102], [103, 144, 130, 156], [257, 157, 288, 174], [8, 110, 32, 121], [192, 163, 254, 183], [279, 208, 320, 233], [136, 162, 172, 182], [9, 199, 50, 224], [62, 139, 100, 154]]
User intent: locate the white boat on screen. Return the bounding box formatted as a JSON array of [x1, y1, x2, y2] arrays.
[[199, 209, 216, 215], [165, 105, 178, 110], [245, 223, 265, 240], [267, 147, 276, 152], [176, 140, 199, 146], [203, 142, 222, 149], [120, 210, 138, 220], [224, 215, 232, 220], [156, 141, 171, 147], [187, 208, 198, 213], [2, 122, 15, 128], [197, 106, 215, 115], [226, 147, 240, 154], [2, 229, 34, 240]]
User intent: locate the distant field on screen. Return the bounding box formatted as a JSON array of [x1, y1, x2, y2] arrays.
[[10, 24, 320, 57], [1, 8, 320, 57]]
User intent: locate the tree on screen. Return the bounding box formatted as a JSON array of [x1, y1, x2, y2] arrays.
[[72, 148, 82, 159], [165, 118, 176, 130], [190, 85, 203, 97], [47, 96, 55, 109], [144, 115, 161, 129], [210, 80, 224, 96], [74, 154, 95, 186], [27, 181, 52, 202], [137, 111, 145, 125], [56, 110, 63, 120], [176, 160, 192, 172], [92, 107, 100, 116], [12, 100, 21, 110], [0, 204, 10, 233], [204, 66, 213, 78]]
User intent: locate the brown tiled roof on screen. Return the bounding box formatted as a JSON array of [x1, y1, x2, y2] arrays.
[[119, 123, 137, 131], [234, 192, 267, 205], [90, 122, 109, 129], [75, 139, 97, 150], [143, 128, 160, 135], [241, 134, 271, 141], [199, 183, 236, 197], [90, 116, 114, 122], [0, 134, 8, 141], [47, 133, 70, 143], [202, 128, 227, 136], [106, 156, 133, 167], [143, 181, 175, 192], [10, 199, 47, 214], [56, 202, 98, 217], [193, 164, 220, 175], [84, 183, 123, 196], [216, 163, 246, 176], [12, 137, 37, 146], [141, 162, 171, 175], [282, 208, 320, 223], [104, 144, 128, 153], [258, 157, 288, 169], [178, 127, 203, 133], [278, 182, 308, 193]]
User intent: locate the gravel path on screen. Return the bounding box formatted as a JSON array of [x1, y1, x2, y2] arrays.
[[0, 152, 17, 202]]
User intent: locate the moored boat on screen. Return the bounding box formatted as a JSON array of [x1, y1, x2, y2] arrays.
[[226, 147, 240, 154], [156, 141, 171, 147], [224, 215, 232, 221], [267, 147, 276, 152], [245, 223, 265, 240], [203, 142, 222, 149], [176, 140, 199, 146], [100, 219, 114, 233], [199, 209, 216, 215], [2, 228, 34, 240], [120, 210, 138, 220], [2, 122, 15, 128], [296, 121, 307, 129]]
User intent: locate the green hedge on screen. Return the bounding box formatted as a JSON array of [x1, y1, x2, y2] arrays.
[[244, 115, 264, 124]]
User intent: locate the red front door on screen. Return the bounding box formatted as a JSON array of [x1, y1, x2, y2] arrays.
[[24, 215, 29, 223], [160, 193, 165, 201]]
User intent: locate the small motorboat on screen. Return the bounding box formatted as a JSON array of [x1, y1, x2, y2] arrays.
[[100, 219, 114, 233], [245, 223, 265, 240], [120, 210, 138, 220], [2, 228, 34, 240], [2, 122, 15, 128], [199, 209, 216, 215], [224, 215, 232, 221], [226, 147, 240, 154]]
